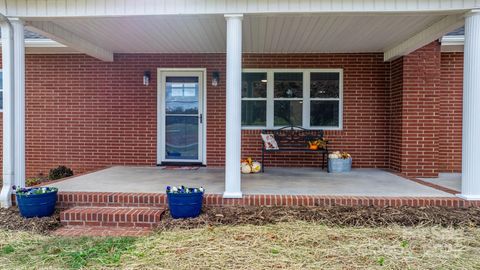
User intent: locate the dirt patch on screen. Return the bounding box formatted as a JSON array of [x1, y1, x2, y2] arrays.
[[158, 205, 480, 230], [0, 207, 61, 234]]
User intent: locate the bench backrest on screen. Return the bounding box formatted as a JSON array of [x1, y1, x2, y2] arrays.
[[261, 126, 325, 149]]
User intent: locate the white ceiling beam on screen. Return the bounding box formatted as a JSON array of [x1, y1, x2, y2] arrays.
[[26, 21, 114, 61], [1, 0, 480, 17], [384, 14, 465, 61]]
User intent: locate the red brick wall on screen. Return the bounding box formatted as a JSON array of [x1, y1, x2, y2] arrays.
[[388, 42, 442, 177], [388, 57, 404, 173], [439, 52, 463, 172], [23, 54, 226, 177], [0, 48, 465, 178], [241, 54, 390, 168]]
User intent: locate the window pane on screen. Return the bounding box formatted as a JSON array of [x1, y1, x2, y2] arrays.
[[310, 72, 339, 98], [274, 100, 302, 126], [165, 76, 198, 114], [310, 100, 339, 127], [274, 72, 303, 98], [242, 101, 266, 126], [242, 73, 267, 98], [165, 116, 198, 160]]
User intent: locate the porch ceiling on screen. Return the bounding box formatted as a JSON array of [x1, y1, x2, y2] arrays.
[[25, 13, 459, 55]]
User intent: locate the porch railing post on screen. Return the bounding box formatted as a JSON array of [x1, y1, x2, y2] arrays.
[[223, 14, 243, 198], [459, 9, 480, 200]]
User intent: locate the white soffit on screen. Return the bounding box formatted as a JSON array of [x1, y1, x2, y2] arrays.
[[36, 13, 451, 54]]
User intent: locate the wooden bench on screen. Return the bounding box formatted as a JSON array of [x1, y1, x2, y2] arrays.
[[261, 126, 329, 172]]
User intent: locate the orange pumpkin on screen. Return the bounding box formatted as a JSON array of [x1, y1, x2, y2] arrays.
[[309, 144, 319, 150]]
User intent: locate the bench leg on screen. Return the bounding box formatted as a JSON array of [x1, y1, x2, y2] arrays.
[[322, 153, 325, 170], [261, 149, 265, 173], [326, 154, 329, 173]]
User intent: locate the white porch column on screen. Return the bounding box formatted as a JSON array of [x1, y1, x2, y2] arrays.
[[459, 9, 480, 200], [11, 18, 25, 189], [223, 14, 243, 198], [0, 18, 15, 207]]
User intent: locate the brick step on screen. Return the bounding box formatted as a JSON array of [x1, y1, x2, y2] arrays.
[[60, 206, 165, 228], [57, 192, 167, 208]]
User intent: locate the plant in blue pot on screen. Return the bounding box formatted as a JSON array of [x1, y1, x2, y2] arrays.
[[15, 186, 58, 218], [166, 185, 204, 219]]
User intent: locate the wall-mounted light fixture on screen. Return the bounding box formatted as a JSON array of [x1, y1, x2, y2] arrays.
[[143, 71, 151, 86], [212, 71, 220, 86]]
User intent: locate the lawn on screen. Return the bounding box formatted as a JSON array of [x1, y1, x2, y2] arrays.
[[1, 222, 480, 269]]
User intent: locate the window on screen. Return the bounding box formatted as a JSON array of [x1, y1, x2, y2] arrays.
[[0, 70, 2, 112], [241, 69, 343, 130], [241, 72, 267, 126]]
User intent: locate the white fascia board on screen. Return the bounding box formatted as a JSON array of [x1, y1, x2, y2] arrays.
[[26, 21, 113, 61], [441, 35, 465, 46], [384, 13, 466, 61], [0, 38, 66, 47], [1, 0, 480, 17]]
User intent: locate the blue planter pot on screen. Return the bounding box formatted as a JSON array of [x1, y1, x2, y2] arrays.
[[328, 158, 352, 173], [167, 191, 204, 219], [16, 190, 58, 218]]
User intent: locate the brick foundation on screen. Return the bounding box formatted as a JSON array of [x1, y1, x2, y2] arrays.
[[56, 191, 479, 208]]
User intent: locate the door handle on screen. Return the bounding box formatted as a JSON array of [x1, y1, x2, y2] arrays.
[[199, 114, 203, 124]]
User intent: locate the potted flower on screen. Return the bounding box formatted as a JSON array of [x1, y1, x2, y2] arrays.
[[166, 186, 205, 219], [328, 151, 352, 173], [14, 186, 58, 218]]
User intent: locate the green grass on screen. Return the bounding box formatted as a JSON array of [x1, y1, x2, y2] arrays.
[[0, 231, 136, 269], [0, 223, 480, 269]]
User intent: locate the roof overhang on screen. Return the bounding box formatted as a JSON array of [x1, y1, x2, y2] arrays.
[[1, 0, 476, 61], [0, 0, 479, 17]]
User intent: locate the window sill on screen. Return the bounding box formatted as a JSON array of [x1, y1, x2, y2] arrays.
[[241, 126, 343, 131]]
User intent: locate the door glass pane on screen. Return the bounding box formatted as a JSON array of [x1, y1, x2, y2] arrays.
[[310, 72, 339, 98], [310, 100, 339, 127], [165, 76, 198, 114], [242, 73, 267, 98], [165, 116, 198, 160], [274, 100, 303, 126], [274, 72, 303, 98], [242, 100, 266, 126]]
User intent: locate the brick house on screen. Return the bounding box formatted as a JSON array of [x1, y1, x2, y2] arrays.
[[0, 1, 479, 207]]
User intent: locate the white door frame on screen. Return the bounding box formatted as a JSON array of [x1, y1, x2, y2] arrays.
[[157, 68, 207, 165]]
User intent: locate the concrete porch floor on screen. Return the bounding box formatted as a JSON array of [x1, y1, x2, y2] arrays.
[[45, 166, 456, 197]]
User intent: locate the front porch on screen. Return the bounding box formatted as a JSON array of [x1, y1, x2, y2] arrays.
[[47, 166, 456, 197], [42, 166, 480, 209], [1, 2, 480, 208]]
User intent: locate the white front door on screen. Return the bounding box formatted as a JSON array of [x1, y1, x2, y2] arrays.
[[158, 70, 205, 164]]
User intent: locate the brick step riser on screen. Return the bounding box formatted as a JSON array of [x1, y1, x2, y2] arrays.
[[57, 193, 167, 209], [56, 192, 480, 208], [60, 207, 164, 229]]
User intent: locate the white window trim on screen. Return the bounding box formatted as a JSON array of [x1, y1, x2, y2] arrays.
[[242, 68, 343, 131]]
